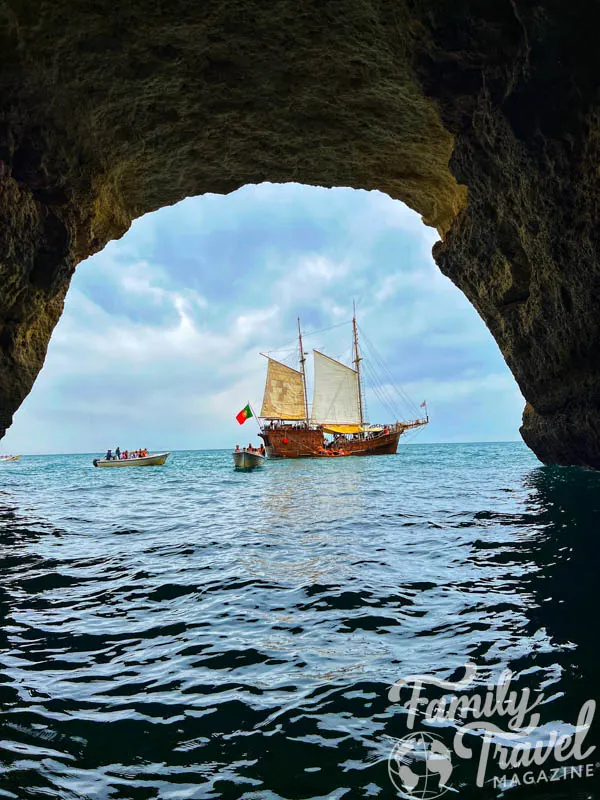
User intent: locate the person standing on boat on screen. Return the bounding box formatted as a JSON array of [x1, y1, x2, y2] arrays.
[[115, 446, 121, 459], [106, 448, 112, 460]]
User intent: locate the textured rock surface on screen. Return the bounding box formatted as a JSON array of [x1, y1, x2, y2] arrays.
[[417, 1, 600, 466], [0, 1, 599, 466]]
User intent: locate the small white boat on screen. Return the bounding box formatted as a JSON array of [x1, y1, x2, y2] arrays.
[[0, 455, 20, 463], [233, 450, 265, 469], [93, 452, 170, 468]]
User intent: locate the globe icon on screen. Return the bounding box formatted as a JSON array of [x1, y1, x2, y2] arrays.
[[388, 731, 453, 798]]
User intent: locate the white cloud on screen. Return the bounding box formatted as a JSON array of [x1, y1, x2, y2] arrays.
[[402, 373, 523, 406], [270, 253, 350, 310], [233, 306, 279, 339]]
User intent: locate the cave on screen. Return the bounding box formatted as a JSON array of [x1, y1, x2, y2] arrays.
[[1, 1, 600, 466]]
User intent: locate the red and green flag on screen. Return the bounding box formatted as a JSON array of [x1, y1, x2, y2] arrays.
[[236, 404, 253, 425]]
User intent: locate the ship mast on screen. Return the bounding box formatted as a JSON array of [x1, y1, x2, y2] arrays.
[[297, 317, 309, 425], [352, 302, 365, 428]]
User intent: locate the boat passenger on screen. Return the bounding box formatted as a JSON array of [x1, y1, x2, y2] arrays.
[[115, 446, 121, 459], [106, 449, 112, 460], [235, 445, 240, 452], [259, 444, 265, 455]]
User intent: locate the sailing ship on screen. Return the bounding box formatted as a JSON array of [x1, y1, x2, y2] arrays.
[[256, 310, 428, 458]]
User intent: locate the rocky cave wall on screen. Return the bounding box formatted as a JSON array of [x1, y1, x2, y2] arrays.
[[1, 1, 599, 466]]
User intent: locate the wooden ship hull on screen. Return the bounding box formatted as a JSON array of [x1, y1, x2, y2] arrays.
[[259, 427, 323, 458], [259, 425, 412, 458], [333, 428, 402, 456], [328, 419, 427, 457]]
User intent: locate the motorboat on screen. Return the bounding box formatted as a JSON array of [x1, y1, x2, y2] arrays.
[[233, 449, 265, 469], [93, 452, 170, 468]]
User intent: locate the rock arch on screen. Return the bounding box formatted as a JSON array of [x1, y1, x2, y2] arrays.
[[1, 1, 599, 466]]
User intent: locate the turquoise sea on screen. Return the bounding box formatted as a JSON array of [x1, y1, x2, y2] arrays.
[[1, 443, 599, 799]]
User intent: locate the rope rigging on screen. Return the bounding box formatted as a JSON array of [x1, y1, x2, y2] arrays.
[[259, 316, 426, 439], [357, 324, 422, 419], [265, 319, 353, 356]]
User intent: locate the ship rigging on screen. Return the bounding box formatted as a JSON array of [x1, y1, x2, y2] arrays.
[[255, 309, 428, 458]]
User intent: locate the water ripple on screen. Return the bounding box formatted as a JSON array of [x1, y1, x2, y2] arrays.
[[1, 445, 599, 798]]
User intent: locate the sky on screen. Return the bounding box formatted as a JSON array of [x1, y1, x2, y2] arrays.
[[2, 183, 525, 454]]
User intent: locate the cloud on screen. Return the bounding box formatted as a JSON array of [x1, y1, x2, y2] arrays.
[[2, 184, 524, 453]]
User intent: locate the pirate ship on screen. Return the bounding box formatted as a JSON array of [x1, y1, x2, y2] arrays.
[[257, 310, 428, 458]]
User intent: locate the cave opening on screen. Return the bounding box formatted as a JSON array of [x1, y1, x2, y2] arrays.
[[0, 183, 523, 455]]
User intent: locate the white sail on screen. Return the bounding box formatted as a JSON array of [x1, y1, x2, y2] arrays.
[[311, 350, 361, 426], [260, 357, 306, 420]]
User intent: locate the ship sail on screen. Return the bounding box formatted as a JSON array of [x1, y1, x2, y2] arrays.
[[256, 311, 429, 459], [260, 357, 307, 420], [311, 350, 362, 426]]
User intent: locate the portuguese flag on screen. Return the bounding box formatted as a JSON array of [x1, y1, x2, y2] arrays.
[[236, 404, 253, 425]]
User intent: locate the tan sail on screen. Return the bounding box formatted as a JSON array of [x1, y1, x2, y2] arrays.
[[311, 350, 361, 426], [260, 357, 306, 420]]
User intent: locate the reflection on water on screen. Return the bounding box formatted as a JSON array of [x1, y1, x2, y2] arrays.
[[520, 467, 600, 726], [258, 457, 366, 520], [253, 459, 367, 587], [0, 446, 599, 798]]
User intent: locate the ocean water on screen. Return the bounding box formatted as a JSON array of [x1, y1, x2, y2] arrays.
[[1, 443, 599, 799]]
